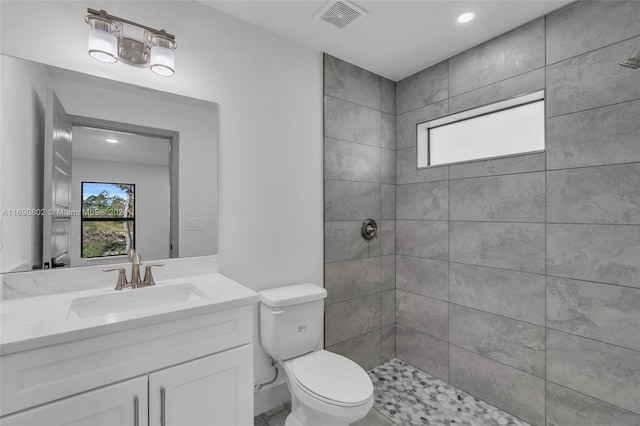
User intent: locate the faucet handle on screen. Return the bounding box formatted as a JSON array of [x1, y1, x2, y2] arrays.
[[103, 267, 129, 290], [143, 263, 165, 285]]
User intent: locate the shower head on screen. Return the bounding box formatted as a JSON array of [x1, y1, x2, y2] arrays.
[[620, 50, 640, 70]]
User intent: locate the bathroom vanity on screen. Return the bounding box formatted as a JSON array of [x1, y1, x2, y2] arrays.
[[0, 273, 257, 426]]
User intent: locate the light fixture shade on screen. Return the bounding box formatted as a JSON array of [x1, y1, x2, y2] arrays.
[[150, 45, 175, 76], [88, 27, 118, 63]]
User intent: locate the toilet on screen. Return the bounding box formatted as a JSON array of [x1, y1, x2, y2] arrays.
[[259, 284, 374, 426]]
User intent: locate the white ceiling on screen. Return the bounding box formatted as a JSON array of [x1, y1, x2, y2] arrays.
[[203, 0, 573, 81]]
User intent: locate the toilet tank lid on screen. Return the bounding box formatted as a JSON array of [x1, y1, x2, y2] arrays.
[[259, 284, 327, 307]]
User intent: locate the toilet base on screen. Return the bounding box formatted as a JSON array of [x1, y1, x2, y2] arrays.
[[285, 406, 355, 426]]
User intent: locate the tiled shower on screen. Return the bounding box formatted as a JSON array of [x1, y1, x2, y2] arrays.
[[323, 1, 640, 425]]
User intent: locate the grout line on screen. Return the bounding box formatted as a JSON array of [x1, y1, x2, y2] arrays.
[[544, 22, 549, 422], [449, 343, 546, 380], [546, 327, 640, 355], [545, 379, 640, 417], [325, 135, 384, 150], [545, 34, 640, 68], [323, 93, 386, 113]]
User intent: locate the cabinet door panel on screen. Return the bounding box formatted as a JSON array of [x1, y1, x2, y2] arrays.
[[1, 376, 148, 426], [149, 345, 253, 426]]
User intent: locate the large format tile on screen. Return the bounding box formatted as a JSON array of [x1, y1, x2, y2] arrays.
[[449, 345, 545, 426], [381, 289, 395, 327], [449, 18, 545, 96], [396, 181, 448, 221], [449, 68, 545, 114], [449, 152, 545, 180], [324, 96, 381, 147], [380, 112, 395, 150], [324, 180, 380, 222], [381, 184, 395, 220], [379, 220, 395, 257], [396, 220, 448, 260], [547, 276, 640, 352], [324, 54, 380, 110], [325, 293, 380, 346], [324, 257, 381, 304], [380, 324, 395, 362], [450, 263, 545, 326], [450, 172, 545, 222], [380, 77, 395, 115], [326, 328, 381, 370], [547, 36, 640, 117], [546, 0, 640, 64], [546, 99, 640, 169], [547, 330, 640, 414], [381, 149, 395, 185], [380, 255, 395, 291], [396, 100, 448, 149], [396, 147, 449, 184], [546, 382, 640, 426], [450, 305, 545, 377], [547, 163, 640, 225], [547, 224, 640, 288], [324, 221, 370, 263], [396, 61, 448, 115], [396, 290, 448, 341], [450, 222, 545, 274], [324, 138, 380, 183], [395, 325, 449, 381], [396, 255, 448, 301]]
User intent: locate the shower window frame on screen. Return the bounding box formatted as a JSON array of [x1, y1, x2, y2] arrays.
[[416, 90, 546, 168]]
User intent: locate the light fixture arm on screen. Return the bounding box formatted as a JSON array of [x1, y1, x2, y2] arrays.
[[86, 8, 175, 41]]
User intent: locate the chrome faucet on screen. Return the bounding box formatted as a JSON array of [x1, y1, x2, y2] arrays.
[[103, 249, 165, 290]]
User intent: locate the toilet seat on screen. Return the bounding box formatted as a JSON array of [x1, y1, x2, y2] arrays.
[[289, 350, 373, 407]]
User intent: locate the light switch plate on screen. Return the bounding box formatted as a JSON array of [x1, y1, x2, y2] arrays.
[[186, 218, 203, 231]]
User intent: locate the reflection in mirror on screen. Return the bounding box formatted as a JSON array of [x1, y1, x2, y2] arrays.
[[0, 54, 218, 274]]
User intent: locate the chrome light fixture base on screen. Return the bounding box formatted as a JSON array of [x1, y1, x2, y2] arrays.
[[119, 37, 149, 66]]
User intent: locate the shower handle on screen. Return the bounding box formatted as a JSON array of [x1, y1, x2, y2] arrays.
[[361, 218, 378, 240]]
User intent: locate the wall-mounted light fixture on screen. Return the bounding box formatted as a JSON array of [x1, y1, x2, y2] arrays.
[[85, 8, 177, 76]]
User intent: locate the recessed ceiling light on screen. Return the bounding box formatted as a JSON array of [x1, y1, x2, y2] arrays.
[[457, 12, 475, 23], [105, 138, 120, 143]]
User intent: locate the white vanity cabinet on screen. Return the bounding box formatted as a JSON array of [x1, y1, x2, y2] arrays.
[[1, 304, 254, 426]]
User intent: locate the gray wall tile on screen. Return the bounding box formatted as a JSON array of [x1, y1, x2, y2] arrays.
[[381, 289, 395, 326], [450, 263, 545, 326], [381, 324, 396, 362], [324, 96, 381, 146], [326, 329, 381, 370], [547, 330, 640, 414], [396, 147, 449, 184], [381, 149, 395, 184], [396, 290, 448, 341], [396, 61, 448, 115], [450, 305, 545, 377], [546, 0, 640, 64], [381, 113, 395, 150], [379, 220, 395, 256], [324, 257, 381, 305], [547, 163, 640, 224], [547, 36, 640, 117], [547, 276, 640, 351], [547, 382, 640, 426], [396, 181, 448, 221], [325, 293, 381, 346], [449, 18, 545, 96], [547, 224, 640, 288], [396, 255, 448, 301], [325, 221, 370, 263], [396, 324, 448, 381], [449, 152, 545, 180], [324, 180, 381, 222], [450, 222, 545, 274], [324, 138, 380, 183], [381, 255, 395, 291], [324, 54, 380, 109], [381, 184, 395, 220], [449, 68, 545, 114], [449, 346, 545, 425], [396, 100, 448, 149], [396, 220, 448, 260], [450, 172, 545, 222], [546, 99, 640, 169], [381, 77, 396, 115]]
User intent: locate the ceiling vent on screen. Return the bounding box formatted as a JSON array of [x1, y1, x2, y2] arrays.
[[314, 1, 367, 31]]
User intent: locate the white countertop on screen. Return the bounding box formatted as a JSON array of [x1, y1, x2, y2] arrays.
[[0, 273, 258, 355]]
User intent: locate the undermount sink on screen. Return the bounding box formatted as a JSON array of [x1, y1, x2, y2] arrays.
[[67, 283, 206, 321]]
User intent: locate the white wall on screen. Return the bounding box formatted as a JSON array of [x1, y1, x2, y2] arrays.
[[70, 158, 170, 267], [1, 0, 324, 412]]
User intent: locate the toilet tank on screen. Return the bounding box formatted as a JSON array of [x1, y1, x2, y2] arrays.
[[259, 284, 327, 361]]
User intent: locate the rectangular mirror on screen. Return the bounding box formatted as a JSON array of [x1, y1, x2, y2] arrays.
[[0, 54, 218, 273]]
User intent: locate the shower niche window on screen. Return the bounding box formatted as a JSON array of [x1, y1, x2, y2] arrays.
[[81, 182, 135, 258], [417, 90, 545, 168]]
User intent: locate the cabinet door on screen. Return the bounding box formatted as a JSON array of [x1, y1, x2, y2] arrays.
[[1, 376, 148, 426], [149, 345, 253, 426]]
